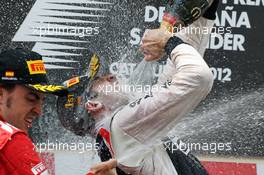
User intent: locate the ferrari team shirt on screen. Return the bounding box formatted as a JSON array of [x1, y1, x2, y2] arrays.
[[0, 115, 48, 175]]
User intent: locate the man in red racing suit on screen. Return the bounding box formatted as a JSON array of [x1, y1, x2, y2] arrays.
[[0, 48, 67, 175]]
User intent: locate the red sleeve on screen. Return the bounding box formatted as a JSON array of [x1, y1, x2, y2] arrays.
[[1, 133, 48, 175]]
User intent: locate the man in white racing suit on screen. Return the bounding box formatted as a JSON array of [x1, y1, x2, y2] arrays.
[[85, 1, 218, 174], [57, 0, 219, 174]]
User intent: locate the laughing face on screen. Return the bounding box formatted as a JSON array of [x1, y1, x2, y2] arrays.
[[0, 85, 44, 134]]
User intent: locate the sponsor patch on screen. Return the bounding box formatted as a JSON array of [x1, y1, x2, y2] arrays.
[[65, 77, 80, 88], [27, 60, 46, 75], [31, 162, 46, 175], [65, 94, 74, 108], [5, 71, 14, 77], [64, 94, 83, 108]]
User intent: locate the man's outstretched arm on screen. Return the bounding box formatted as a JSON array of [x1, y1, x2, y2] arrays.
[[114, 37, 214, 144]]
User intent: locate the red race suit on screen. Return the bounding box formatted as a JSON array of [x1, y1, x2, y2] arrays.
[[0, 115, 48, 175]]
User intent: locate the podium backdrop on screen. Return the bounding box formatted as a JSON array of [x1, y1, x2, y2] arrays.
[[1, 0, 263, 157]]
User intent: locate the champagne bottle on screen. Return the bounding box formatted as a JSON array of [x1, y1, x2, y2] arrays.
[[160, 0, 211, 33], [128, 0, 211, 96]]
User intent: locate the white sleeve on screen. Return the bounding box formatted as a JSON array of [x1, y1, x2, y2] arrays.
[[158, 17, 215, 85], [113, 43, 214, 144], [176, 17, 215, 56]]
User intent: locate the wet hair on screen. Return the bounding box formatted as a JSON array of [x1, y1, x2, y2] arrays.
[[0, 83, 16, 92]]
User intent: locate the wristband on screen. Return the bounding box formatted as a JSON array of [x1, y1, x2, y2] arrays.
[[164, 36, 185, 56]]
